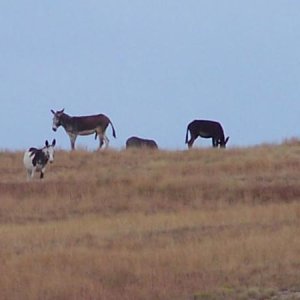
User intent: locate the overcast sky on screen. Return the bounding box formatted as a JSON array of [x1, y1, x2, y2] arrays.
[[1, 1, 300, 150]]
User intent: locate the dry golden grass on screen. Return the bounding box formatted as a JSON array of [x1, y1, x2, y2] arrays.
[[1, 142, 300, 299]]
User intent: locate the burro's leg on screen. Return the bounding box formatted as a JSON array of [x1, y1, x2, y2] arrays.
[[212, 138, 218, 147], [26, 169, 33, 181], [40, 165, 48, 179], [97, 128, 109, 150], [188, 134, 197, 149], [104, 134, 110, 148], [68, 133, 77, 150]]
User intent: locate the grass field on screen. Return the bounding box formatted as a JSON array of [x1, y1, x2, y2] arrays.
[[0, 142, 300, 300]]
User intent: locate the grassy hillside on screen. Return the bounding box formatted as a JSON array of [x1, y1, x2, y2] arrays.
[[1, 142, 300, 300]]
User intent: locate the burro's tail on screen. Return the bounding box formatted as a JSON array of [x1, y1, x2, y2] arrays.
[[110, 120, 116, 138], [94, 118, 116, 139], [185, 125, 189, 144]]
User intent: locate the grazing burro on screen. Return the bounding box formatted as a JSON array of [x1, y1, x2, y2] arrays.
[[185, 120, 229, 148], [23, 139, 56, 180], [51, 109, 116, 150], [126, 136, 158, 149]]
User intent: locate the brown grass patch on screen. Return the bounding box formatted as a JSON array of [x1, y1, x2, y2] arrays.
[[1, 144, 300, 299]]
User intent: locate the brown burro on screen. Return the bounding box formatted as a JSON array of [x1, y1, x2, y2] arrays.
[[126, 136, 158, 150], [51, 108, 116, 150]]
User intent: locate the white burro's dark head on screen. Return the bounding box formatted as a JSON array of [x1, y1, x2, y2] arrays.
[[43, 139, 56, 163]]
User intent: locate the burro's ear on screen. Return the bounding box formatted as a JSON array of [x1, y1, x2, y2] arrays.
[[51, 109, 55, 115], [52, 139, 56, 146], [45, 140, 49, 147]]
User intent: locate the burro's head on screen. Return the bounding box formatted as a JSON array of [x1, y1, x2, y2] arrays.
[[219, 136, 230, 148], [44, 139, 56, 163], [51, 109, 64, 132]]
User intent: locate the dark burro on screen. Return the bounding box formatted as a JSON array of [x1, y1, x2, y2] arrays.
[[51, 109, 116, 150], [185, 120, 229, 148], [126, 136, 158, 149]]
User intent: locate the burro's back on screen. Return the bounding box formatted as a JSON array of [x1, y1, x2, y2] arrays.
[[126, 136, 158, 149]]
